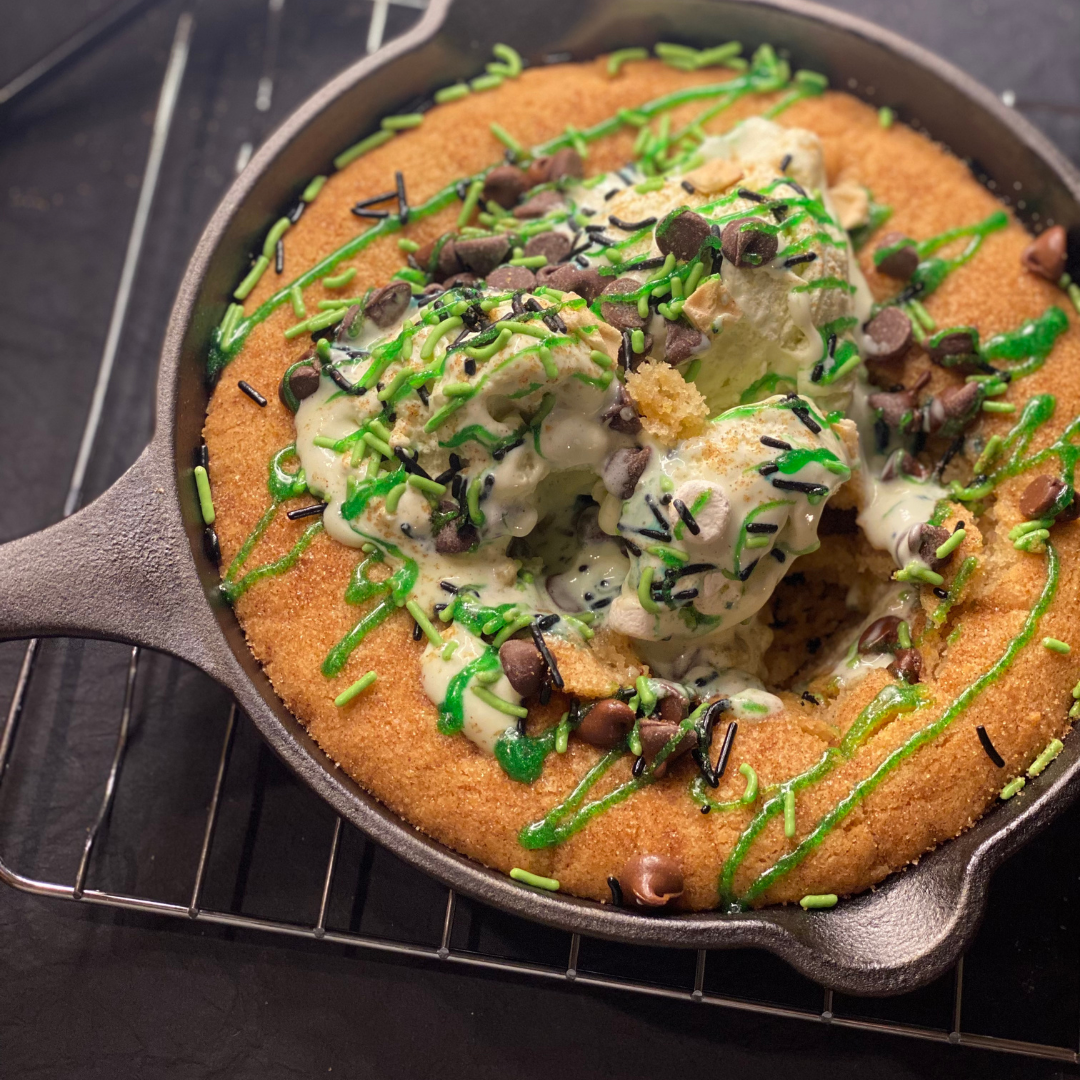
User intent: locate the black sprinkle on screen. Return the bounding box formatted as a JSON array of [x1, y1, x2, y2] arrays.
[[288, 201, 306, 224], [286, 502, 327, 520], [395, 170, 410, 225], [760, 436, 792, 451], [621, 539, 642, 557], [827, 334, 838, 358], [738, 560, 758, 581], [607, 876, 623, 906], [772, 478, 829, 497], [933, 587, 949, 599], [542, 311, 567, 334], [632, 755, 646, 778], [350, 207, 390, 219], [770, 548, 787, 563], [451, 474, 463, 499], [716, 721, 738, 779], [673, 499, 701, 536], [412, 620, 423, 641], [449, 453, 464, 472], [644, 493, 670, 531], [203, 526, 220, 564], [238, 380, 267, 407], [759, 463, 780, 476], [780, 153, 792, 172], [539, 679, 552, 705], [439, 580, 459, 593], [671, 588, 699, 601], [770, 203, 788, 223], [976, 725, 1006, 768], [630, 255, 667, 271], [196, 443, 210, 469], [492, 437, 524, 461], [416, 385, 430, 407], [801, 691, 821, 705], [935, 435, 965, 480], [609, 214, 657, 231], [327, 366, 365, 395], [537, 613, 560, 631], [574, 254, 590, 267], [455, 180, 469, 200], [660, 494, 672, 506], [810, 363, 824, 383], [590, 597, 614, 609], [784, 179, 808, 197], [353, 189, 397, 209], [791, 404, 822, 434], [604, 188, 620, 201], [783, 252, 816, 268], [700, 804, 711, 814], [745, 522, 779, 534], [275, 239, 284, 274], [464, 358, 477, 376], [954, 520, 966, 532], [635, 527, 672, 543], [737, 187, 767, 203], [681, 179, 696, 194], [674, 562, 715, 578], [530, 623, 565, 689]]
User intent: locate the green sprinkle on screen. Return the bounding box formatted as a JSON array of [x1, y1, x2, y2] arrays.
[[907, 298, 936, 331], [783, 787, 796, 838], [1067, 282, 1080, 317], [636, 675, 657, 716], [628, 726, 642, 757], [590, 349, 613, 369], [659, 474, 674, 494], [361, 431, 392, 459], [607, 46, 648, 76], [494, 319, 550, 339], [472, 684, 527, 718], [316, 299, 350, 311], [470, 74, 503, 92], [1009, 517, 1054, 540], [1028, 738, 1064, 778], [466, 475, 486, 526], [442, 382, 474, 397], [464, 327, 512, 361], [283, 307, 346, 340], [492, 43, 523, 76], [288, 284, 307, 319], [654, 42, 698, 60], [695, 42, 743, 68], [384, 482, 407, 513], [421, 314, 464, 359], [263, 216, 292, 259], [218, 303, 243, 345], [381, 113, 424, 131], [457, 178, 484, 228], [555, 714, 570, 754], [973, 435, 1003, 474], [878, 106, 895, 129], [406, 599, 444, 646], [491, 615, 533, 650], [538, 345, 558, 380], [630, 328, 645, 354], [617, 107, 648, 127], [509, 867, 559, 891], [744, 535, 771, 549], [234, 255, 270, 300], [194, 465, 215, 525], [739, 762, 758, 804], [982, 401, 1016, 413], [323, 266, 357, 290], [684, 357, 702, 383], [440, 639, 459, 661], [334, 128, 394, 170], [1000, 776, 1026, 800], [509, 254, 548, 268], [302, 175, 327, 202], [490, 122, 524, 157], [435, 83, 470, 103], [1071, 702, 1080, 720], [1043, 637, 1071, 654], [312, 435, 340, 450], [638, 566, 660, 614], [334, 670, 377, 707], [895, 621, 912, 650], [398, 238, 420, 253], [647, 253, 676, 282], [935, 529, 966, 560], [895, 562, 944, 587], [561, 614, 594, 641], [800, 893, 838, 910], [635, 177, 665, 194], [407, 473, 447, 497]]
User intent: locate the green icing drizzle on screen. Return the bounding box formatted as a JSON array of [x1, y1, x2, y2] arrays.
[[438, 648, 501, 734], [221, 520, 323, 602], [495, 726, 557, 783]]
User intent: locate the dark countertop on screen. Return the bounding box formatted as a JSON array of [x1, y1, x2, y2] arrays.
[[2, 2, 1079, 1077]]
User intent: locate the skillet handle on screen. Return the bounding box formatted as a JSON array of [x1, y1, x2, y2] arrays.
[[0, 440, 220, 670]]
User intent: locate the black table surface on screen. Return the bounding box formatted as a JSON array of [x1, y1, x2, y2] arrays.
[[2, 1, 1080, 1077]]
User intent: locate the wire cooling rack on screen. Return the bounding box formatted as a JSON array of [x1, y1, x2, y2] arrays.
[[2, 0, 1080, 1069]]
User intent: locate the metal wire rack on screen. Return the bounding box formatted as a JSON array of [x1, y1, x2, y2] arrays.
[[2, 0, 1080, 1070]]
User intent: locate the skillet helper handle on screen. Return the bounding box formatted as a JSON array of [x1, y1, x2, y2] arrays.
[[0, 442, 216, 666]]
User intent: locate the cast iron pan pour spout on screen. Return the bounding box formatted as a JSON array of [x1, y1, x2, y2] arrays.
[[0, 0, 1079, 996]]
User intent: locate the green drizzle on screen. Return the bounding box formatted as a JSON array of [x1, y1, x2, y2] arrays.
[[438, 648, 501, 734], [979, 306, 1068, 380], [726, 545, 1059, 908], [495, 726, 557, 783], [221, 520, 323, 603]]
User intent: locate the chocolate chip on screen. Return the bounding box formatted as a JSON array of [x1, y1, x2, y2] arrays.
[[655, 207, 710, 261], [618, 854, 684, 908], [663, 320, 703, 363], [537, 263, 604, 302], [602, 446, 651, 499], [880, 449, 929, 482], [926, 327, 980, 369], [441, 272, 478, 289], [654, 683, 690, 724], [599, 276, 647, 330], [434, 520, 478, 554], [548, 147, 585, 182], [908, 521, 953, 570], [818, 504, 859, 536], [576, 698, 636, 748], [874, 231, 919, 279], [721, 217, 778, 268], [1019, 474, 1067, 520], [524, 156, 552, 188], [864, 307, 913, 363], [513, 189, 565, 220], [499, 639, 545, 698], [436, 237, 464, 281], [338, 303, 364, 339], [1021, 225, 1067, 282], [639, 718, 697, 777], [858, 615, 902, 654], [454, 235, 512, 276], [482, 165, 528, 209], [364, 281, 412, 328], [486, 264, 536, 290], [523, 231, 571, 264], [888, 647, 922, 683], [280, 349, 321, 411], [868, 386, 919, 429], [598, 385, 642, 435]]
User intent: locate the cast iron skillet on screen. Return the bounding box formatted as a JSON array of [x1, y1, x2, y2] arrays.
[[1, 0, 1078, 996]]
